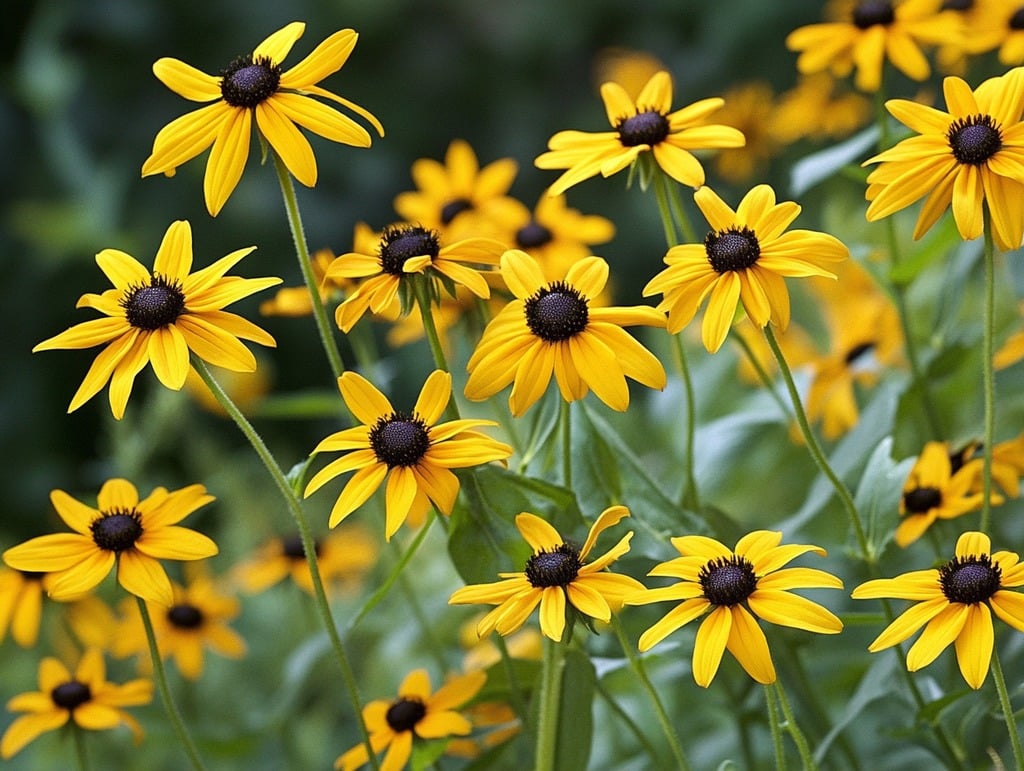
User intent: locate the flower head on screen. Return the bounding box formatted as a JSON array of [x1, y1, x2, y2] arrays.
[[3, 479, 218, 606], [260, 248, 351, 318], [643, 185, 847, 353], [449, 507, 645, 642], [335, 668, 486, 771], [0, 569, 50, 648], [142, 22, 383, 216], [0, 648, 152, 759], [627, 530, 843, 687], [465, 250, 667, 416], [864, 68, 1024, 251], [304, 370, 512, 540], [535, 70, 745, 195], [786, 0, 962, 92], [852, 531, 1024, 688], [33, 220, 280, 419]]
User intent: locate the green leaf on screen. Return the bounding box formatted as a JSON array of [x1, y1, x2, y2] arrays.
[[410, 737, 449, 770], [854, 436, 915, 562], [813, 655, 900, 764], [789, 124, 878, 197], [525, 647, 595, 771]]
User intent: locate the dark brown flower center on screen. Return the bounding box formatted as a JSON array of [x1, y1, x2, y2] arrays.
[[947, 115, 1003, 165], [617, 110, 670, 147], [699, 555, 757, 606], [524, 282, 589, 342], [1012, 8, 1024, 29], [516, 221, 554, 250], [90, 508, 144, 552], [51, 681, 92, 711], [525, 542, 583, 588], [948, 442, 980, 475], [852, 1, 895, 27], [941, 0, 973, 9], [440, 198, 474, 226], [844, 342, 875, 365], [939, 554, 1001, 604], [903, 486, 942, 513], [368, 412, 431, 468], [167, 603, 204, 629], [385, 697, 427, 732], [378, 226, 440, 276], [18, 570, 45, 581], [122, 275, 186, 331], [220, 55, 281, 108], [705, 227, 761, 273], [282, 534, 320, 560]]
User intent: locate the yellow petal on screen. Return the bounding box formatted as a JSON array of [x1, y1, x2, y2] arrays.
[[153, 57, 220, 101]]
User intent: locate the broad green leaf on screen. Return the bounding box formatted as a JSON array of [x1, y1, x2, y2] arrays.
[[854, 436, 914, 562], [525, 647, 596, 771], [790, 124, 878, 197]]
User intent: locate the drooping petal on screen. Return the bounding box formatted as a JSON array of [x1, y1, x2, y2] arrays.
[[692, 606, 732, 687], [953, 604, 993, 689], [725, 606, 776, 684]]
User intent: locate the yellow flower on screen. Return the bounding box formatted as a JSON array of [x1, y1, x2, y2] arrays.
[[0, 569, 49, 648], [464, 250, 667, 416], [948, 434, 1024, 498], [114, 573, 246, 681], [768, 73, 871, 144], [535, 70, 745, 195], [864, 68, 1024, 251], [260, 248, 351, 317], [995, 301, 1024, 369], [592, 47, 667, 102], [627, 531, 843, 687], [711, 81, 782, 183], [0, 648, 151, 759], [142, 22, 383, 216], [786, 0, 961, 92], [393, 139, 522, 241], [997, 2, 1024, 64], [643, 185, 847, 353], [335, 668, 486, 771], [449, 507, 645, 642], [304, 370, 512, 540], [3, 479, 217, 606], [852, 531, 1024, 689], [32, 220, 280, 420]]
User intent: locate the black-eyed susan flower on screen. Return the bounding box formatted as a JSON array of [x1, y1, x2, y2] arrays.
[[464, 250, 667, 416], [0, 569, 48, 648], [142, 22, 383, 216], [393, 139, 522, 241], [710, 81, 782, 183], [852, 531, 1024, 689], [32, 220, 280, 420], [114, 573, 246, 681], [232, 526, 377, 596], [948, 434, 1024, 498], [329, 222, 504, 333], [304, 370, 512, 540], [0, 648, 151, 759], [626, 530, 843, 688], [768, 73, 871, 144], [335, 668, 486, 771], [996, 2, 1024, 64], [534, 70, 745, 195], [3, 479, 217, 606], [786, 0, 961, 93], [864, 68, 1024, 251], [896, 441, 991, 547], [449, 507, 645, 642], [643, 185, 847, 354]]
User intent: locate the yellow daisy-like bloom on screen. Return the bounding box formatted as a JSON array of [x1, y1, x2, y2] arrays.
[[32, 220, 280, 420], [897, 441, 993, 547], [448, 507, 645, 642], [114, 574, 246, 681], [393, 139, 522, 241], [0, 569, 49, 648], [534, 70, 745, 195], [0, 648, 152, 759], [142, 22, 383, 216], [336, 668, 486, 771], [711, 81, 782, 183], [852, 531, 1024, 689], [232, 526, 378, 596], [626, 531, 844, 688], [304, 370, 512, 540], [786, 0, 961, 93], [3, 479, 217, 606], [643, 185, 847, 354], [328, 222, 504, 333], [947, 434, 1024, 498], [464, 250, 667, 417], [864, 68, 1024, 251], [769, 73, 871, 144], [997, 2, 1024, 64]]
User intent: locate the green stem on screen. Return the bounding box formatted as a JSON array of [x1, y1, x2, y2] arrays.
[[272, 151, 345, 381], [593, 678, 663, 764], [560, 399, 572, 489], [991, 646, 1024, 770], [72, 723, 90, 771], [671, 334, 701, 511], [772, 680, 817, 771], [413, 276, 450, 374], [535, 636, 567, 771], [190, 357, 379, 771], [762, 327, 869, 560], [980, 220, 996, 534], [664, 175, 698, 244], [613, 619, 691, 771], [731, 328, 794, 420], [651, 169, 679, 246], [766, 684, 787, 771], [136, 598, 207, 771], [394, 551, 448, 673]]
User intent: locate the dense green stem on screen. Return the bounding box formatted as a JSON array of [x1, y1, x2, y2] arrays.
[[136, 598, 207, 771], [560, 400, 572, 489], [980, 222, 996, 534], [535, 636, 567, 771], [190, 358, 379, 770], [731, 328, 794, 420], [991, 647, 1024, 770], [772, 681, 817, 771], [766, 684, 786, 771], [272, 152, 345, 380], [651, 169, 679, 246], [664, 175, 698, 244], [413, 276, 451, 374]]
